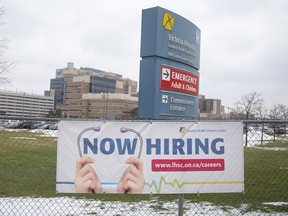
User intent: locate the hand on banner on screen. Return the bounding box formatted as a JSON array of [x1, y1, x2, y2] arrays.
[[74, 156, 103, 193], [74, 156, 144, 194], [117, 157, 145, 194]]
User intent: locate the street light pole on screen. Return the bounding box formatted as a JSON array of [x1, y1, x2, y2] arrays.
[[105, 92, 109, 120]]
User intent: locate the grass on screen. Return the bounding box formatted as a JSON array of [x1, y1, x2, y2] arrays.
[[0, 129, 287, 213], [0, 130, 56, 197]]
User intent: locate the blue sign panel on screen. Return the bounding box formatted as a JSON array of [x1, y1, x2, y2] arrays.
[[138, 58, 199, 120], [140, 6, 201, 70], [159, 92, 198, 119], [138, 6, 200, 120]]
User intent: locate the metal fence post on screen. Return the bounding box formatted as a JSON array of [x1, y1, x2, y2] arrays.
[[178, 194, 184, 216], [245, 122, 248, 147], [261, 123, 264, 145]]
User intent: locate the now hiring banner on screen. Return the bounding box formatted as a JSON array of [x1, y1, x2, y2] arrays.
[[56, 121, 244, 194]]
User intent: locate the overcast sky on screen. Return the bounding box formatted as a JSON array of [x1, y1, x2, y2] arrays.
[[1, 0, 288, 109]]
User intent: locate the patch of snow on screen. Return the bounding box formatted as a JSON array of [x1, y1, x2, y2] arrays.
[[0, 197, 287, 216], [244, 130, 274, 147], [10, 137, 37, 140]]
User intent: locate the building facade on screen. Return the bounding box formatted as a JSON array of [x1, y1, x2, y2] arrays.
[[50, 63, 138, 119], [50, 77, 65, 109], [198, 94, 228, 120], [0, 90, 55, 117]]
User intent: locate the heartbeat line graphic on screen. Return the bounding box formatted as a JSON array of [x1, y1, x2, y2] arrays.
[[145, 176, 244, 193]]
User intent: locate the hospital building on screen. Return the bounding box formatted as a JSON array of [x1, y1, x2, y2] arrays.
[[50, 63, 138, 119]]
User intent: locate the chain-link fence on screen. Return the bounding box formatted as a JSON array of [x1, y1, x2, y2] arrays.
[[0, 116, 287, 215]]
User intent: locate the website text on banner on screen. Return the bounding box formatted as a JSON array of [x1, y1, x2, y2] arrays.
[[56, 121, 244, 194]]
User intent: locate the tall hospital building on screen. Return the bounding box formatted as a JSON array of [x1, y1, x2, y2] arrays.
[[50, 63, 138, 119]]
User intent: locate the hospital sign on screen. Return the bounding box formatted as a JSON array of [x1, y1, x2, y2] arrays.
[[160, 66, 199, 96]]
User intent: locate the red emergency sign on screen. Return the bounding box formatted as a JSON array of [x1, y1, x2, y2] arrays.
[[160, 66, 199, 96]]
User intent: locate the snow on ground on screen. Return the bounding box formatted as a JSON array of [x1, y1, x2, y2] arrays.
[[31, 129, 58, 138], [0, 197, 287, 216], [244, 128, 287, 147]]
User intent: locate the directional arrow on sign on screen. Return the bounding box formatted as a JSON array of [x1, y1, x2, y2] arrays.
[[162, 95, 168, 103], [162, 68, 170, 81], [163, 70, 169, 79]]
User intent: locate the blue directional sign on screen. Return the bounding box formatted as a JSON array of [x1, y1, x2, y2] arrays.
[[138, 6, 201, 120]]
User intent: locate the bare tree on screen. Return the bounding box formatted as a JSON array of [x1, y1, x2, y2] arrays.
[[269, 104, 288, 120], [233, 91, 265, 120], [0, 7, 13, 85]]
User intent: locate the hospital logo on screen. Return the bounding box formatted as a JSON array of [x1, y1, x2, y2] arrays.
[[162, 12, 174, 31], [179, 127, 187, 134]]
